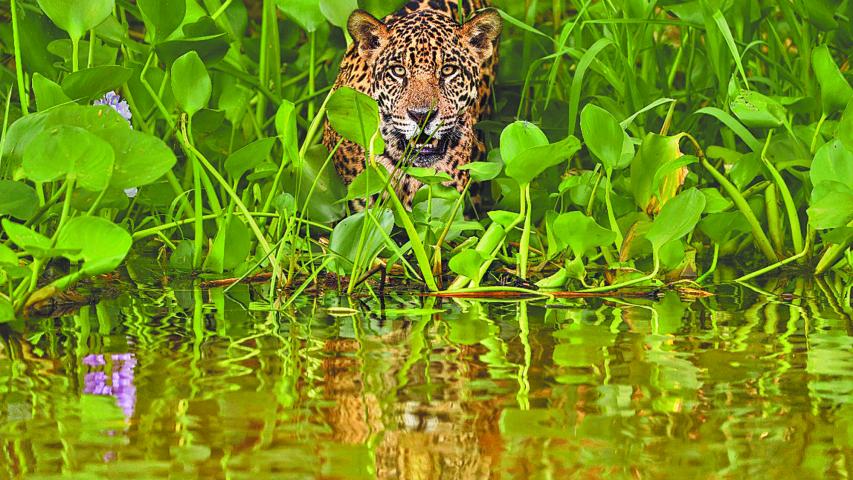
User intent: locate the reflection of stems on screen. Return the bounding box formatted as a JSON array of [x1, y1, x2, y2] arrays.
[[516, 302, 531, 410]]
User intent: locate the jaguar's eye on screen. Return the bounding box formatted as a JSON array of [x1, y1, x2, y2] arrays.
[[441, 64, 459, 77], [389, 65, 406, 78]]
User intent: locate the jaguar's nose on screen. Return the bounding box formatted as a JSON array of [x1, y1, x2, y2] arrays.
[[407, 108, 435, 127]]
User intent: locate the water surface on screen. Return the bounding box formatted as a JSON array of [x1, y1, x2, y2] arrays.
[[0, 282, 851, 479]]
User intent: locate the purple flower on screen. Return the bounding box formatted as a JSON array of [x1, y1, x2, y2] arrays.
[[94, 91, 133, 127]]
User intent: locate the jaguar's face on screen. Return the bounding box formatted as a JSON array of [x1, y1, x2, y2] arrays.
[[348, 8, 501, 167]]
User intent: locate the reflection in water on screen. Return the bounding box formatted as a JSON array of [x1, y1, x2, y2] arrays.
[[0, 281, 850, 479]]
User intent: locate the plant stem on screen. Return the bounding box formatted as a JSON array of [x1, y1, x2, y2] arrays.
[[9, 0, 28, 115], [701, 157, 778, 262], [580, 254, 660, 293], [760, 131, 804, 258], [518, 184, 532, 279], [71, 38, 80, 73]]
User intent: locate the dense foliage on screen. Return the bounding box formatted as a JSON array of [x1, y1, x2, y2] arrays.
[[0, 0, 851, 317]]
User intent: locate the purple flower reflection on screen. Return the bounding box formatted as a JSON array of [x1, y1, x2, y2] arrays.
[[83, 353, 137, 420]]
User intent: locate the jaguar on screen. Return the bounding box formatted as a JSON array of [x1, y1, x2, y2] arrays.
[[322, 0, 502, 207]]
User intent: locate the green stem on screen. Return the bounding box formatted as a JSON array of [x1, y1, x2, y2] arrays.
[[604, 169, 623, 250], [736, 232, 811, 282], [815, 219, 853, 275], [10, 0, 28, 115], [580, 254, 660, 293], [518, 184, 532, 279], [701, 157, 778, 262], [696, 243, 720, 284], [760, 131, 804, 258], [71, 37, 80, 73]]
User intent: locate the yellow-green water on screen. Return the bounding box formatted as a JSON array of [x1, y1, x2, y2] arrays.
[[0, 283, 851, 479]]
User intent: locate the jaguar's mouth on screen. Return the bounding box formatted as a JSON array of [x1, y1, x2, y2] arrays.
[[395, 131, 449, 166]]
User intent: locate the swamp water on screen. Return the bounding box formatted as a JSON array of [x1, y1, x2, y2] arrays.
[[0, 282, 850, 479]]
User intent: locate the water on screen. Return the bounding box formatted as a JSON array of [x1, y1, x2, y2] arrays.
[[0, 281, 851, 479]]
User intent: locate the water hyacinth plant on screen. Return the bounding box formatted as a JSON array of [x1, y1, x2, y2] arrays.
[[0, 0, 850, 319]]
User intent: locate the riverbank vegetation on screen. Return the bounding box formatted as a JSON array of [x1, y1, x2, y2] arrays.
[[0, 0, 851, 317]]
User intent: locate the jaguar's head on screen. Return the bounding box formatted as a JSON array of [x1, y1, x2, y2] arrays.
[[347, 8, 501, 167]]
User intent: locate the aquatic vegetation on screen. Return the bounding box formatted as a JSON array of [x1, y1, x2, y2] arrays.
[[0, 0, 851, 318]]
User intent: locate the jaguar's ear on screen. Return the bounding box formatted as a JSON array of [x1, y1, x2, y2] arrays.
[[348, 10, 388, 58], [460, 9, 502, 62]]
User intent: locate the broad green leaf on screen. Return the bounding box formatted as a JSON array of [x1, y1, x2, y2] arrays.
[[0, 298, 14, 323], [838, 100, 853, 152], [0, 181, 39, 220], [695, 107, 762, 152], [283, 145, 346, 223], [328, 209, 394, 274], [551, 211, 616, 258], [630, 133, 689, 213], [505, 136, 581, 186], [37, 0, 114, 41], [2, 219, 52, 258], [700, 188, 733, 213], [23, 125, 115, 191], [61, 66, 133, 102], [448, 249, 485, 280], [810, 140, 853, 188], [646, 188, 706, 253], [275, 100, 300, 166], [327, 87, 385, 154], [170, 51, 211, 117], [320, 0, 359, 28], [32, 73, 71, 111], [809, 182, 853, 230], [813, 45, 853, 115], [155, 24, 229, 67], [224, 138, 277, 180], [730, 89, 786, 129], [405, 167, 452, 185], [2, 105, 127, 166], [96, 127, 177, 190], [55, 216, 132, 275], [277, 0, 325, 32], [499, 121, 548, 168], [345, 165, 386, 201], [137, 0, 186, 41], [360, 0, 406, 18], [580, 104, 628, 170], [459, 162, 502, 181]]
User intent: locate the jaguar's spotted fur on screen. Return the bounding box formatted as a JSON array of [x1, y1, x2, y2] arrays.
[[322, 0, 502, 207]]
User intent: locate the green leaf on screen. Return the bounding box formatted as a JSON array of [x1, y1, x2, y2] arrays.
[[61, 66, 133, 102], [2, 219, 52, 258], [0, 181, 39, 220], [23, 125, 115, 191], [320, 0, 359, 28], [459, 162, 502, 182], [405, 167, 452, 185], [809, 182, 853, 230], [504, 134, 581, 185], [277, 0, 325, 32], [328, 209, 394, 274], [32, 73, 71, 111], [137, 0, 186, 41], [700, 188, 733, 213], [345, 165, 385, 201], [646, 188, 706, 253], [448, 249, 485, 280], [283, 145, 346, 223], [631, 133, 689, 212], [812, 45, 853, 115], [327, 87, 385, 154], [695, 107, 762, 152], [810, 140, 853, 188], [499, 121, 548, 168], [96, 128, 177, 190], [551, 211, 616, 258], [0, 297, 15, 323], [37, 0, 115, 41], [224, 138, 277, 180], [170, 51, 211, 117], [55, 216, 132, 275], [580, 104, 629, 170], [729, 89, 787, 129], [275, 100, 300, 166], [699, 211, 750, 244]]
